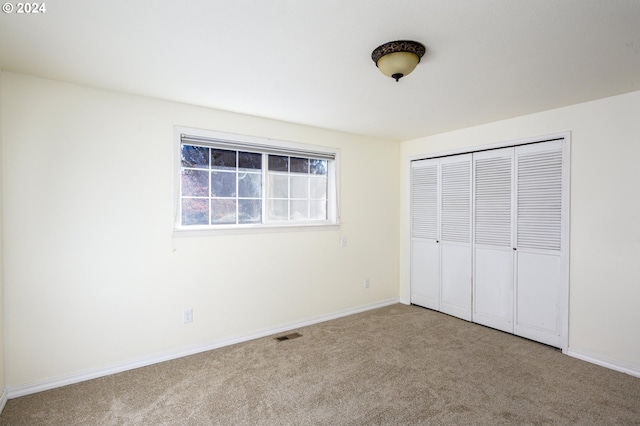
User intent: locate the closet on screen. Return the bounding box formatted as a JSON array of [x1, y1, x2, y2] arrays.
[[410, 137, 568, 349]]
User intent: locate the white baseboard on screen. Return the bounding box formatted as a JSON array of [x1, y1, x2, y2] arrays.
[[567, 347, 640, 378], [0, 389, 7, 415], [6, 298, 399, 399]]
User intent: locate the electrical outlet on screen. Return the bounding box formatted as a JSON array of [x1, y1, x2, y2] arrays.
[[340, 236, 347, 247], [183, 308, 193, 324], [364, 278, 370, 289]]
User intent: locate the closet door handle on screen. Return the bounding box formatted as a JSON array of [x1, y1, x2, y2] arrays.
[[513, 247, 517, 251]]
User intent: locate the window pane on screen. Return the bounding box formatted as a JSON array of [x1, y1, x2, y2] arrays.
[[238, 152, 262, 170], [290, 157, 309, 173], [238, 172, 261, 198], [290, 200, 308, 220], [310, 200, 327, 220], [211, 171, 236, 197], [268, 155, 288, 172], [268, 174, 288, 198], [182, 198, 209, 225], [182, 169, 209, 196], [310, 176, 327, 199], [239, 199, 261, 224], [290, 175, 308, 199], [211, 199, 236, 224], [268, 200, 288, 220], [211, 149, 236, 170], [310, 159, 327, 175], [182, 145, 209, 168]]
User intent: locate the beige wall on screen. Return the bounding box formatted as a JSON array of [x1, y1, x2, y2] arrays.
[[2, 69, 638, 392], [1, 72, 400, 388], [400, 90, 640, 372]]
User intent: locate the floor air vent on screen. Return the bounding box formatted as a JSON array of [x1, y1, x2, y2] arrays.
[[275, 332, 302, 342]]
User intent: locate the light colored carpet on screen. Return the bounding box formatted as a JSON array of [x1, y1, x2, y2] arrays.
[[1, 304, 639, 425]]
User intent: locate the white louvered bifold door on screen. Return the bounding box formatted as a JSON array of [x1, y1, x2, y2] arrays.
[[514, 140, 564, 347], [410, 159, 440, 310], [439, 154, 472, 321], [473, 148, 515, 333]]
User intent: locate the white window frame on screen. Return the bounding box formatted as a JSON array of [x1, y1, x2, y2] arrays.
[[173, 126, 340, 236]]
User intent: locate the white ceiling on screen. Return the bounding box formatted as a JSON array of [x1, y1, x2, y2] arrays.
[[1, 0, 640, 141]]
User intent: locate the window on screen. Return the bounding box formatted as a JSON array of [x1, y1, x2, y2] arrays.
[[175, 128, 338, 233]]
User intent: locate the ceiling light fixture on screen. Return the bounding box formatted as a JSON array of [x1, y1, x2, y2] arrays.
[[371, 40, 426, 82]]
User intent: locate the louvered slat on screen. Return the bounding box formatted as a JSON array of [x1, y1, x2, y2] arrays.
[[411, 164, 438, 239], [441, 161, 470, 243], [517, 149, 562, 251], [474, 155, 512, 246]]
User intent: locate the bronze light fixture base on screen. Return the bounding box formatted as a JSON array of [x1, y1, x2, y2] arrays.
[[372, 40, 426, 81]]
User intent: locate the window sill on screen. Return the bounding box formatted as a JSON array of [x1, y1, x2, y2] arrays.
[[172, 222, 340, 238]]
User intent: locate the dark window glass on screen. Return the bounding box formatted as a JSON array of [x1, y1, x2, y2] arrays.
[[290, 157, 309, 173], [238, 152, 262, 170], [268, 155, 289, 172], [211, 149, 236, 170], [181, 145, 209, 168]]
